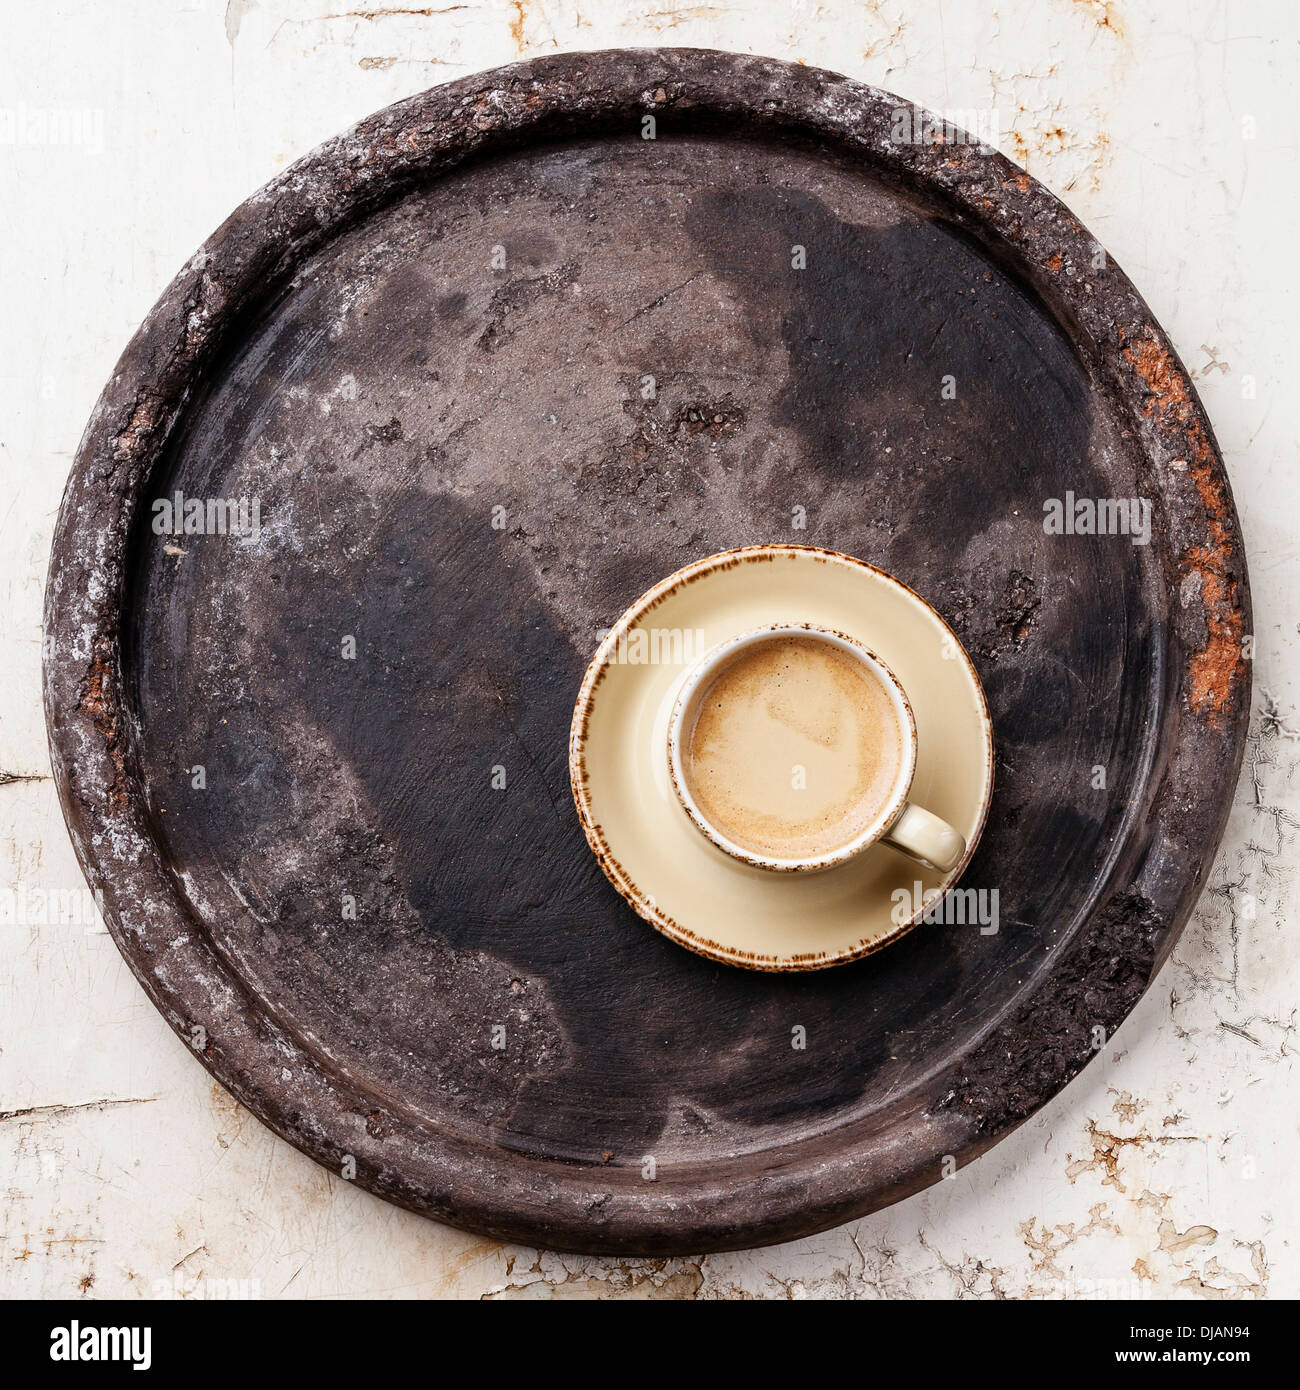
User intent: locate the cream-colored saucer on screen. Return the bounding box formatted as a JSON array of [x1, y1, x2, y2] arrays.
[[569, 547, 995, 971]]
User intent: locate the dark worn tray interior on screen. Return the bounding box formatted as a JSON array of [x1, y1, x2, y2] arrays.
[[45, 50, 1249, 1254]]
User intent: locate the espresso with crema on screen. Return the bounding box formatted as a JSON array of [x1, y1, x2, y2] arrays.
[[683, 635, 905, 860]]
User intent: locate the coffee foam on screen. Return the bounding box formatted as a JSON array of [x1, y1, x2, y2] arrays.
[[684, 635, 904, 860]]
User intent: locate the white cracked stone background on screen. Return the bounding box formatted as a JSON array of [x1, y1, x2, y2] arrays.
[[1, 0, 1295, 1300]]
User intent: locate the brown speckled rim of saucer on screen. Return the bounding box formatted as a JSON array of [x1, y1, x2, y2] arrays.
[[664, 623, 921, 873], [567, 544, 997, 971]]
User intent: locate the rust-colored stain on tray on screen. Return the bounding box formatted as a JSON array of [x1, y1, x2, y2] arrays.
[[1121, 328, 1246, 723]]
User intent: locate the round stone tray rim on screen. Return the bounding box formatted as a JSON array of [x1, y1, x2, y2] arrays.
[[42, 48, 1250, 1255]]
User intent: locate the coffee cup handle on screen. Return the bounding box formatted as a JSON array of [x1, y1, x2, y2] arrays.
[[883, 803, 966, 873]]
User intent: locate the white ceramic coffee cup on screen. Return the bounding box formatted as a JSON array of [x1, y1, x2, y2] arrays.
[[666, 623, 966, 874]]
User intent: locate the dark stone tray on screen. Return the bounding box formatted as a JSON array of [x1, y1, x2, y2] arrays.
[[43, 50, 1250, 1255]]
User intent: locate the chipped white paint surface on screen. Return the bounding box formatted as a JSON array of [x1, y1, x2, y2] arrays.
[[1, 0, 1295, 1299]]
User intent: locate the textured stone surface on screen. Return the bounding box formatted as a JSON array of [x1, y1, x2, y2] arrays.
[[1, 0, 1291, 1297]]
